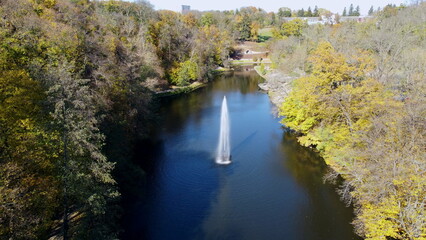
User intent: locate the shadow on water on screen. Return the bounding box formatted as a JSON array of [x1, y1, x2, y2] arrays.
[[231, 131, 258, 158], [278, 131, 361, 240]]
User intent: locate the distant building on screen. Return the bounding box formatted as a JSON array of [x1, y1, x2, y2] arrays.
[[182, 5, 190, 14], [282, 15, 372, 25], [339, 16, 373, 23], [282, 16, 337, 25]]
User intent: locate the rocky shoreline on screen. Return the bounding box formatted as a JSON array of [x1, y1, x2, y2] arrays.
[[254, 67, 296, 114]]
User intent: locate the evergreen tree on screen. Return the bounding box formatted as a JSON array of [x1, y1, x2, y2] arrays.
[[306, 7, 313, 17], [297, 8, 305, 17], [238, 14, 252, 40], [355, 5, 361, 16], [349, 4, 354, 16], [313, 5, 319, 17], [343, 7, 347, 16], [368, 6, 374, 15]]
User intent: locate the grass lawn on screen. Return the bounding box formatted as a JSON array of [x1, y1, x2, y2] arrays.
[[258, 27, 274, 42], [235, 41, 268, 52], [259, 27, 274, 38]]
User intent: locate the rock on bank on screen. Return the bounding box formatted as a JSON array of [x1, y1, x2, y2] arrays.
[[254, 67, 296, 111]]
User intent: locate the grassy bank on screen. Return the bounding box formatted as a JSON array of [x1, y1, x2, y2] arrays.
[[155, 82, 206, 98]]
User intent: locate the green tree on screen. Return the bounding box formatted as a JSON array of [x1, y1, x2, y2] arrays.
[[354, 5, 360, 16], [280, 18, 307, 37], [201, 12, 216, 27], [236, 14, 252, 40], [297, 8, 305, 17], [349, 4, 354, 16], [278, 7, 292, 18], [368, 6, 374, 15], [343, 7, 347, 16], [170, 59, 199, 86], [313, 6, 319, 17], [0, 68, 60, 239], [48, 63, 117, 239], [306, 7, 313, 17]]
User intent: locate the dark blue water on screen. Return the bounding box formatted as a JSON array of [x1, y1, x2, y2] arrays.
[[124, 69, 359, 240]]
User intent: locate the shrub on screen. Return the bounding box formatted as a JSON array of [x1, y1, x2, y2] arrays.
[[170, 60, 199, 86]]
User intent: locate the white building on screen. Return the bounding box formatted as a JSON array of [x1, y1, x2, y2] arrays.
[[282, 15, 372, 25]]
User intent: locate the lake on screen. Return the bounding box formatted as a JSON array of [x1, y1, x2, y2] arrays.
[[122, 68, 359, 240]]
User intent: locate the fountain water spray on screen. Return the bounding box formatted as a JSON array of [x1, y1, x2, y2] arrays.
[[216, 96, 231, 164]]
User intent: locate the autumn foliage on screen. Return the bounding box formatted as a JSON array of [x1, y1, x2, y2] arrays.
[[280, 23, 425, 239]]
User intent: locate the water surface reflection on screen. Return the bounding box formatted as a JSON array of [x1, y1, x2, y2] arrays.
[[123, 69, 359, 240]]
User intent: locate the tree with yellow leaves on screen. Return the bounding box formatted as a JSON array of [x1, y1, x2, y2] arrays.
[[279, 41, 426, 239]]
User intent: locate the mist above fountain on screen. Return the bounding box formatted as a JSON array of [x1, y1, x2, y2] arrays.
[[216, 96, 231, 165]]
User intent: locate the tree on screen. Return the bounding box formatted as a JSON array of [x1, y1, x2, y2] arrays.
[[297, 8, 305, 17], [349, 4, 354, 16], [270, 12, 276, 25], [343, 7, 347, 16], [170, 59, 199, 86], [272, 4, 426, 240], [313, 6, 319, 17], [278, 7, 292, 18], [193, 25, 232, 76], [306, 7, 313, 17], [147, 10, 192, 72], [368, 6, 374, 15], [236, 14, 252, 40], [201, 12, 215, 27], [280, 18, 307, 37], [354, 5, 360, 16], [183, 13, 198, 27], [250, 21, 260, 41], [0, 68, 60, 239], [47, 62, 117, 239], [276, 6, 426, 236]]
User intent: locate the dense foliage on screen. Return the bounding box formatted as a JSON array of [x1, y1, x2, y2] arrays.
[[0, 0, 159, 238], [276, 3, 426, 239], [278, 6, 321, 18], [0, 0, 236, 238], [0, 0, 300, 237], [1, 0, 424, 238]]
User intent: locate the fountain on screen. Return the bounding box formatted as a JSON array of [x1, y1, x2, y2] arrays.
[[216, 96, 231, 164]]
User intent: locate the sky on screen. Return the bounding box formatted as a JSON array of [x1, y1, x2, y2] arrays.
[[143, 0, 408, 15]]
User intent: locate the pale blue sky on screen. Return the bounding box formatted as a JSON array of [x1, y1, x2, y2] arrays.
[[144, 0, 408, 15]]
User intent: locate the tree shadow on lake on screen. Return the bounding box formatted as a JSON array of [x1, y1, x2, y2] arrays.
[[278, 130, 360, 240]]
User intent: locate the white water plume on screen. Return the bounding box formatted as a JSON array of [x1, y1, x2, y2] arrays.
[[216, 96, 231, 165]]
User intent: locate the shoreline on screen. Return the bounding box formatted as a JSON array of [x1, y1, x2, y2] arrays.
[[154, 68, 234, 98], [253, 66, 296, 110], [155, 81, 206, 98]]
